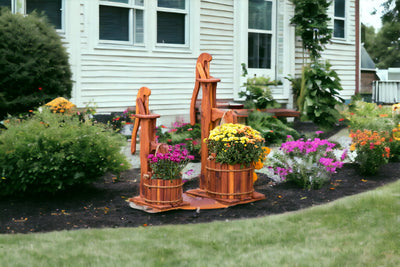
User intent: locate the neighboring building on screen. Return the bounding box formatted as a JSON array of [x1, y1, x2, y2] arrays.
[[360, 45, 378, 100], [1, 0, 360, 125]]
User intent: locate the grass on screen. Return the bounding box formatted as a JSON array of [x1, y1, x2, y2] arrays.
[[1, 181, 400, 267]]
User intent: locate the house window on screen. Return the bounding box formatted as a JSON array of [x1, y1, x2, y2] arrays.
[[0, 0, 11, 9], [157, 0, 187, 44], [26, 0, 63, 30], [248, 0, 273, 69], [333, 0, 345, 38], [99, 0, 144, 44]]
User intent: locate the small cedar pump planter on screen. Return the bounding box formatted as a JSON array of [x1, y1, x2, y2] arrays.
[[205, 158, 254, 201], [142, 174, 183, 205]]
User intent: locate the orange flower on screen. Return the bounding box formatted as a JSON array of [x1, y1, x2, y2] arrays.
[[379, 114, 388, 117], [253, 172, 258, 183]]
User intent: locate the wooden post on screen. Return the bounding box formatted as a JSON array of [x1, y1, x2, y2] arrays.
[[190, 53, 237, 190]]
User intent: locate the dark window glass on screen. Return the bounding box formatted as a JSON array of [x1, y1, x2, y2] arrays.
[[0, 0, 11, 9], [157, 0, 185, 9], [248, 0, 272, 31], [27, 0, 62, 29], [99, 6, 129, 41], [334, 19, 345, 38], [157, 11, 185, 44], [334, 0, 345, 18], [248, 33, 271, 69]]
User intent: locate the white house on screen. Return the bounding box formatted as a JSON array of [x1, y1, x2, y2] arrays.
[[2, 0, 360, 125]]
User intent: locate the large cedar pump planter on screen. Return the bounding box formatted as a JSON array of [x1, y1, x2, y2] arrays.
[[205, 159, 254, 200], [143, 175, 183, 205]]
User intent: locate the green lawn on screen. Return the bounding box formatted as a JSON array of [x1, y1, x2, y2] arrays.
[[1, 180, 399, 267]]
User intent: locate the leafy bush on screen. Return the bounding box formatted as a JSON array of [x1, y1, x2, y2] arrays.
[[297, 61, 344, 129], [342, 100, 397, 132], [0, 108, 130, 196], [239, 76, 281, 109], [157, 122, 201, 162], [0, 9, 72, 120], [247, 111, 300, 145]]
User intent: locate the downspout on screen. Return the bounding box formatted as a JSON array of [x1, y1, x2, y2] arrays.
[[355, 0, 360, 94]]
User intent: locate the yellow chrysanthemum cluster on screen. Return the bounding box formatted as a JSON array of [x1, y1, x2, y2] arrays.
[[206, 123, 267, 166], [45, 97, 76, 113], [208, 123, 263, 144]]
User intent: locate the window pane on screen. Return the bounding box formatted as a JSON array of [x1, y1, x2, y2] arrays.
[[135, 0, 144, 6], [106, 0, 129, 4], [99, 6, 129, 41], [157, 11, 185, 44], [248, 33, 271, 69], [135, 9, 144, 43], [27, 0, 62, 29], [335, 0, 345, 18], [158, 0, 185, 9], [0, 0, 11, 8], [249, 0, 272, 31], [334, 19, 345, 38]]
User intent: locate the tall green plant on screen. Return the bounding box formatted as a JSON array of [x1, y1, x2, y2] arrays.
[[290, 0, 332, 61], [297, 61, 344, 129], [0, 9, 72, 120]]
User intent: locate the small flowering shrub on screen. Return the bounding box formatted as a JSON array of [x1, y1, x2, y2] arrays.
[[206, 123, 265, 165], [0, 107, 130, 196], [350, 129, 391, 175], [148, 144, 194, 180], [268, 135, 346, 189], [157, 122, 201, 162]]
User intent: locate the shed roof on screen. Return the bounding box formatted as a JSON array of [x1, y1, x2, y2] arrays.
[[361, 46, 376, 70]]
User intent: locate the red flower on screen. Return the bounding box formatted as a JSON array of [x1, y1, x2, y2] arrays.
[[38, 87, 42, 91], [338, 118, 345, 122]]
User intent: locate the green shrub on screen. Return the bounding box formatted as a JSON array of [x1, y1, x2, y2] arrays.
[[0, 108, 130, 196], [342, 100, 397, 132], [0, 9, 72, 120]]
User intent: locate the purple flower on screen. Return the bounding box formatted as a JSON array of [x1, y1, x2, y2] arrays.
[[315, 131, 324, 135]]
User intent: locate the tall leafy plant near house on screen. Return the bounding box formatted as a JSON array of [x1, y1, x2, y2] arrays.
[[0, 9, 72, 120], [290, 0, 344, 129]]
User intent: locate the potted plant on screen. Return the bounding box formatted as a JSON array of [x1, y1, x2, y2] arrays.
[[110, 108, 135, 134], [145, 144, 194, 205], [204, 123, 267, 201]]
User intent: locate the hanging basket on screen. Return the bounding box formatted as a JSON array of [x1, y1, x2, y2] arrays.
[[205, 158, 254, 200], [142, 175, 183, 205]]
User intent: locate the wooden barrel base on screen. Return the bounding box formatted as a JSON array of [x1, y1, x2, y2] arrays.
[[129, 196, 190, 212], [185, 188, 265, 205]]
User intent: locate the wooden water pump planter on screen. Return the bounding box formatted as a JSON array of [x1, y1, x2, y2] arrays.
[[185, 53, 265, 205], [128, 87, 189, 211]]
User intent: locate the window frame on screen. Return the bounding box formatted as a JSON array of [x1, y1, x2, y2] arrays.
[[156, 1, 189, 47], [23, 0, 65, 32], [247, 0, 276, 79], [98, 0, 145, 46], [333, 0, 346, 39]]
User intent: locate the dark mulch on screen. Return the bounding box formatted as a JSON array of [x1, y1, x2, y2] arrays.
[[1, 122, 399, 234], [1, 163, 399, 234]]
